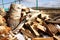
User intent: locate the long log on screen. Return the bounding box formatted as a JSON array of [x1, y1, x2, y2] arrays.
[[32, 37, 54, 40]]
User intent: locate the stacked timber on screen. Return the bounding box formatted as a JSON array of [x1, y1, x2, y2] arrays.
[[0, 4, 60, 40]]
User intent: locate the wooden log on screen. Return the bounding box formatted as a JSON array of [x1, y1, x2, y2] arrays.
[[12, 20, 25, 34], [32, 37, 54, 40], [21, 29, 35, 38], [46, 24, 58, 35], [45, 20, 60, 24], [23, 23, 40, 37], [30, 25, 40, 37], [43, 22, 60, 40], [8, 4, 22, 29], [37, 24, 46, 32], [36, 18, 43, 25], [43, 22, 58, 36], [26, 12, 40, 21], [0, 26, 11, 34], [40, 13, 50, 20]]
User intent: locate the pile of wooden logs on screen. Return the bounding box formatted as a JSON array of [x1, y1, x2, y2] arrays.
[[0, 4, 60, 40]]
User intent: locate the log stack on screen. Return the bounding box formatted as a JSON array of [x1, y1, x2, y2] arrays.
[[0, 4, 60, 40]]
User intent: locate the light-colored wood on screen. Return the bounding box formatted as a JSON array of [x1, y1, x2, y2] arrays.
[[37, 24, 46, 32], [53, 36, 60, 40], [30, 26, 40, 37], [32, 37, 54, 40]]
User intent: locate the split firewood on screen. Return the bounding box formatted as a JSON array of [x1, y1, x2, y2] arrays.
[[30, 25, 40, 37], [1, 35, 17, 40], [24, 21, 41, 37], [8, 34, 18, 40], [21, 29, 35, 38], [29, 20, 46, 32], [45, 16, 60, 24], [0, 26, 12, 40], [12, 10, 41, 34], [23, 13, 50, 37], [26, 12, 40, 21], [43, 22, 57, 36], [47, 24, 58, 34], [23, 24, 39, 37], [35, 18, 46, 32], [0, 15, 6, 26], [40, 13, 51, 20], [45, 24, 58, 36], [0, 27, 18, 40], [36, 18, 43, 25], [0, 8, 6, 17], [24, 22, 40, 37], [43, 22, 60, 40], [25, 12, 40, 26], [1, 4, 60, 40], [0, 26, 11, 34], [37, 24, 46, 32]]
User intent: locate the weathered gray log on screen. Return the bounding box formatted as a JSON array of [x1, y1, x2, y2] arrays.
[[45, 16, 60, 24], [8, 4, 22, 29], [45, 20, 60, 24]]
